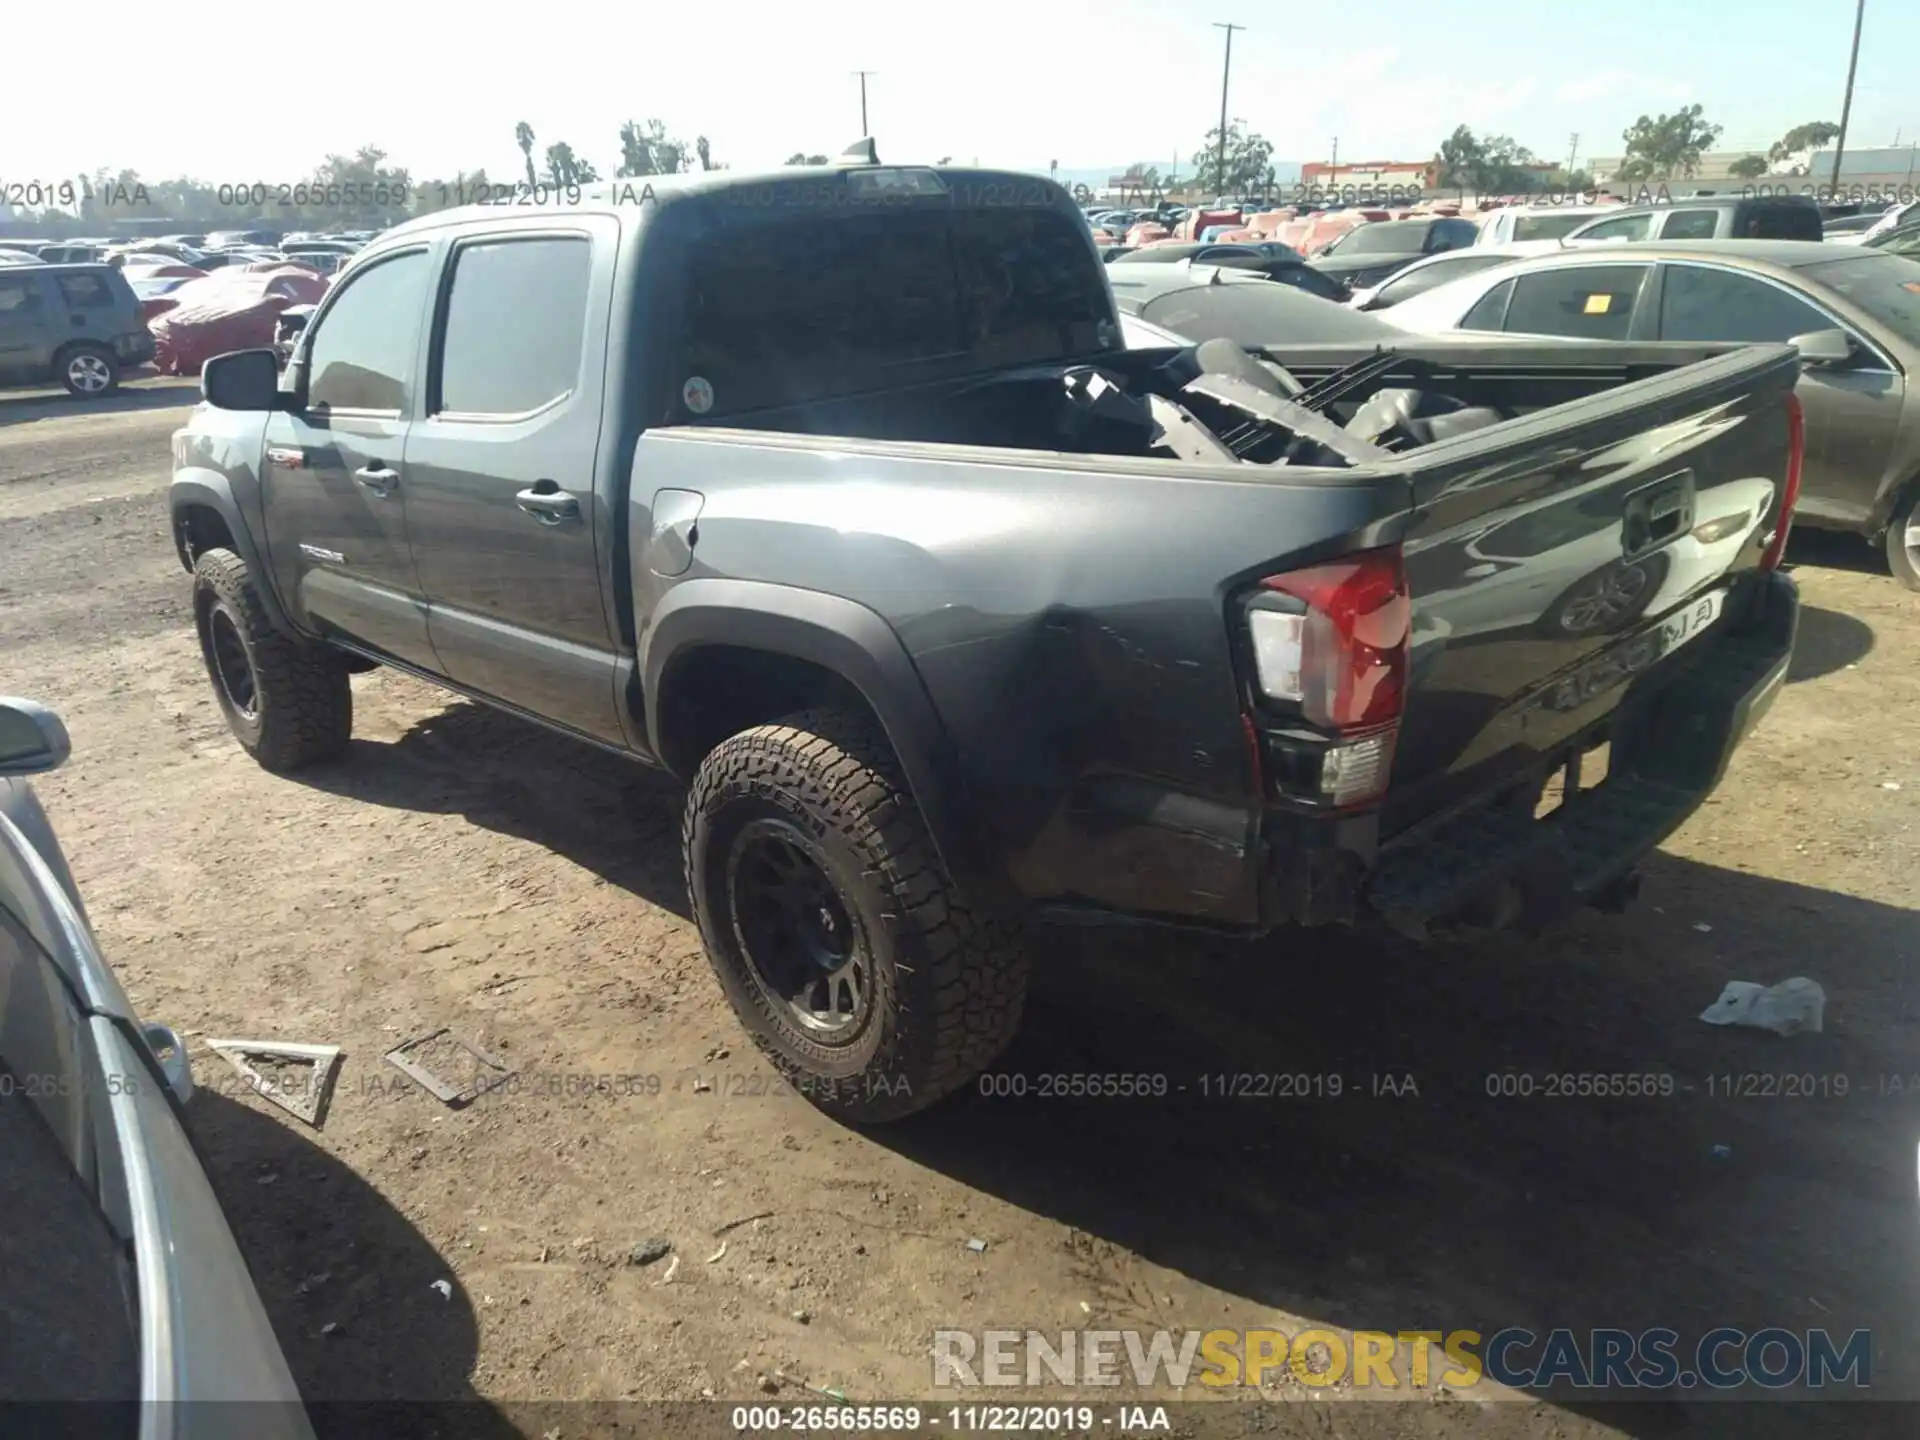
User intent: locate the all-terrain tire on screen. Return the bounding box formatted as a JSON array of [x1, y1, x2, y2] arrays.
[[683, 706, 1029, 1124], [1884, 487, 1920, 593], [192, 548, 352, 772]]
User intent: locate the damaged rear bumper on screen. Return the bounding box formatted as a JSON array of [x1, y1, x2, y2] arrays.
[[1258, 571, 1799, 935]]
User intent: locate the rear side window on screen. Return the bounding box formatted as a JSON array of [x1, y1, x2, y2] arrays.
[[1460, 278, 1515, 331], [1501, 265, 1648, 340], [1660, 209, 1720, 240], [0, 275, 41, 315], [436, 237, 591, 416], [674, 203, 1113, 417], [306, 250, 430, 413]]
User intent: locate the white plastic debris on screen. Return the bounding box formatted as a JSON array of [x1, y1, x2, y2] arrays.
[[1699, 978, 1826, 1036], [429, 1279, 453, 1300]]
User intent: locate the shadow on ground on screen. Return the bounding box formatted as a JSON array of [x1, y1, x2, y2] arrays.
[[1787, 602, 1875, 683], [188, 1089, 523, 1438], [0, 377, 199, 426], [1785, 528, 1892, 582], [292, 696, 692, 920], [868, 853, 1920, 1437]]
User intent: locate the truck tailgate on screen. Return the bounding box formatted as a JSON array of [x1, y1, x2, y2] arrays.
[[1381, 342, 1802, 838]]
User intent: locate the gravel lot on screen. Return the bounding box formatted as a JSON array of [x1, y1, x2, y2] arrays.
[[3, 379, 1916, 1439]]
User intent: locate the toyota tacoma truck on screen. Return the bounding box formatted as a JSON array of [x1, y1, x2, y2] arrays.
[[168, 152, 1803, 1122]]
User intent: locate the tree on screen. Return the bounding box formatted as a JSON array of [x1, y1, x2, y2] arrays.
[[1620, 105, 1723, 181], [695, 136, 713, 172], [515, 121, 537, 189], [1191, 121, 1274, 195], [1768, 121, 1839, 168], [1729, 154, 1770, 179], [785, 152, 829, 165], [543, 142, 598, 188], [308, 146, 413, 224], [617, 119, 690, 178], [1433, 125, 1540, 194], [413, 169, 492, 215]]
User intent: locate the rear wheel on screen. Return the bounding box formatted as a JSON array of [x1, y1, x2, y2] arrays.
[[1884, 488, 1920, 592], [192, 548, 352, 772], [684, 707, 1029, 1123], [58, 344, 119, 398]]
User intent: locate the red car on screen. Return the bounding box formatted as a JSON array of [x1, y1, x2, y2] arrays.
[[148, 267, 329, 376]]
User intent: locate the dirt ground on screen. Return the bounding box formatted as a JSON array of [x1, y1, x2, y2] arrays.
[[3, 380, 1917, 1439]]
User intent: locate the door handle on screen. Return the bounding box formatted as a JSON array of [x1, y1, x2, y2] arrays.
[[515, 486, 580, 525], [353, 464, 398, 496]]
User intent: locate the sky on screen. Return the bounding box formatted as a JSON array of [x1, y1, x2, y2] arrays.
[[2, 0, 1914, 184]]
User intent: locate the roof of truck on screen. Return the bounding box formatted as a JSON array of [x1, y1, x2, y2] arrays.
[[373, 162, 1074, 247]]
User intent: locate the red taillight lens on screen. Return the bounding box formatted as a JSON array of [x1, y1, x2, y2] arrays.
[[1761, 390, 1804, 572], [1256, 545, 1411, 731]]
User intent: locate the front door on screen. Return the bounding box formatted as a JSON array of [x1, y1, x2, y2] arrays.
[[1653, 261, 1906, 527], [0, 272, 54, 383], [401, 224, 625, 744], [259, 246, 442, 672]]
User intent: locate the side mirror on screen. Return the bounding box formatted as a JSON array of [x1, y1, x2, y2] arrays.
[[202, 348, 285, 411], [0, 698, 71, 777], [1791, 329, 1853, 366]]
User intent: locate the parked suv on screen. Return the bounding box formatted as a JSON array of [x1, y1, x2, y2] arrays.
[[1563, 194, 1823, 245], [0, 264, 155, 396]]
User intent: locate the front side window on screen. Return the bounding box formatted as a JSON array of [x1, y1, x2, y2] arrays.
[[305, 250, 430, 413], [1576, 214, 1653, 242], [1658, 265, 1829, 344], [1377, 253, 1504, 306], [55, 274, 114, 309], [1501, 265, 1649, 340], [436, 237, 592, 416], [1460, 278, 1516, 331]]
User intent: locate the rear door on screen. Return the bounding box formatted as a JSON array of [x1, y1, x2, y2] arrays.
[[1653, 259, 1903, 526], [1473, 262, 1657, 341], [403, 220, 624, 743], [259, 244, 441, 670]]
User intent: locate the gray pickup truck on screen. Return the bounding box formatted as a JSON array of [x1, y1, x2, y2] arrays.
[[168, 155, 1803, 1121]]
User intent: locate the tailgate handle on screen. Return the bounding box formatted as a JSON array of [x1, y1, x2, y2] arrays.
[[1622, 471, 1694, 558]]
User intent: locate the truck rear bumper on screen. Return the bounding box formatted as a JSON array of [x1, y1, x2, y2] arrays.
[[1260, 571, 1799, 935]]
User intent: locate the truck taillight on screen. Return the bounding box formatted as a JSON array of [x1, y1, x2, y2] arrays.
[[1761, 390, 1804, 572], [1244, 546, 1410, 807]]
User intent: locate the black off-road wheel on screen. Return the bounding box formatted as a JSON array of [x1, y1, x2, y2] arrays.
[[684, 707, 1029, 1124], [192, 548, 352, 772]]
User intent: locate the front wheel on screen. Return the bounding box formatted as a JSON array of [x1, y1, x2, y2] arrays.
[[1884, 488, 1920, 593], [192, 548, 352, 772], [683, 707, 1029, 1123]]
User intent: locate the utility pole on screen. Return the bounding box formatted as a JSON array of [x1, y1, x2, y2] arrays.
[[1213, 22, 1244, 197], [1566, 133, 1580, 176], [1330, 137, 1339, 170], [852, 71, 875, 135], [1829, 0, 1866, 198]]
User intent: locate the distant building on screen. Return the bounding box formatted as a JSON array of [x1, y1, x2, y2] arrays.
[[1302, 158, 1560, 192], [1589, 147, 1920, 190]]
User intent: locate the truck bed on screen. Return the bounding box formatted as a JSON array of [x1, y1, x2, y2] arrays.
[[638, 338, 1803, 931]]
